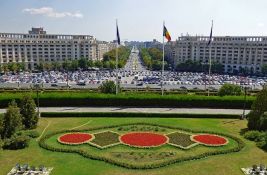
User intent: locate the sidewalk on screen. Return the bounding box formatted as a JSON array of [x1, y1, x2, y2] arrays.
[[0, 107, 250, 115]]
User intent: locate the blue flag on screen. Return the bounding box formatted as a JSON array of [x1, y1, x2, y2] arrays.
[[207, 21, 213, 46], [116, 23, 120, 45]]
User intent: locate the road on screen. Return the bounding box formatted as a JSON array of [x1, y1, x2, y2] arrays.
[[0, 107, 250, 115], [124, 46, 147, 71]]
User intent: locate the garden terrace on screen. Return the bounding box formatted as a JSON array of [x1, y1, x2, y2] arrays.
[[39, 123, 242, 169], [2, 116, 267, 175]]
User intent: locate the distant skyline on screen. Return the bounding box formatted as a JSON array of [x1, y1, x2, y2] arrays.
[[1, 0, 267, 41]]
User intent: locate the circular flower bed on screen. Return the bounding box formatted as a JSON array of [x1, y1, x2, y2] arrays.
[[191, 134, 228, 146], [58, 133, 93, 145], [120, 132, 168, 148]]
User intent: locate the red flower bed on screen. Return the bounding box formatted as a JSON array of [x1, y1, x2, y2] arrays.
[[58, 133, 93, 145], [120, 132, 168, 148], [191, 134, 228, 146]]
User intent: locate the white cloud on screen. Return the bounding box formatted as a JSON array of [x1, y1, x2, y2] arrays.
[[22, 7, 83, 18], [257, 22, 265, 27]]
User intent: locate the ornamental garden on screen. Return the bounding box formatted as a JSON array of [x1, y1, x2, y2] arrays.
[[40, 123, 243, 169]]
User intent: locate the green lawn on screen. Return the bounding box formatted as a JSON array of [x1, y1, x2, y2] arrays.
[[0, 117, 266, 175]]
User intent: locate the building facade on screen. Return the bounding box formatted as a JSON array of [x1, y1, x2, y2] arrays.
[[167, 36, 267, 73], [0, 28, 111, 70]]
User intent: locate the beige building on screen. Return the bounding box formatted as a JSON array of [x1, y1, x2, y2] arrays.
[[0, 28, 112, 70], [167, 36, 267, 73]]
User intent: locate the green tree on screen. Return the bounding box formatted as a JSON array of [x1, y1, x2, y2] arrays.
[[18, 62, 25, 72], [78, 58, 88, 70], [2, 101, 22, 139], [0, 115, 3, 139], [52, 62, 61, 71], [71, 60, 79, 71], [94, 60, 103, 68], [44, 63, 52, 71], [20, 95, 38, 129], [2, 64, 9, 74], [247, 88, 267, 130], [218, 83, 243, 96], [87, 60, 94, 68], [262, 64, 267, 75], [99, 81, 117, 94], [62, 60, 72, 71]]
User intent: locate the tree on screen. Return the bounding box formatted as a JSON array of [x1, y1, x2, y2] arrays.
[[44, 63, 52, 71], [2, 64, 9, 74], [52, 62, 61, 71], [20, 95, 38, 129], [18, 62, 25, 72], [62, 60, 72, 71], [0, 115, 3, 139], [78, 58, 88, 70], [99, 81, 117, 94], [87, 60, 94, 68], [262, 64, 267, 76], [94, 60, 103, 68], [218, 83, 243, 96], [247, 88, 267, 131], [71, 60, 79, 71], [1, 101, 22, 139]]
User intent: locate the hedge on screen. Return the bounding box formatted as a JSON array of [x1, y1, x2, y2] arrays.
[[0, 92, 255, 109], [40, 112, 240, 119], [38, 122, 245, 169]]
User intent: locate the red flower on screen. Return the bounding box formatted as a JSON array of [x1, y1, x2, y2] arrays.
[[192, 134, 228, 146], [58, 133, 93, 145], [120, 132, 168, 148]]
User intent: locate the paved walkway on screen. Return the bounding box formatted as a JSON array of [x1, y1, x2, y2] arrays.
[[0, 107, 250, 115]]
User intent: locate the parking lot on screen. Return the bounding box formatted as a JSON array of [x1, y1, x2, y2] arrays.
[[0, 47, 266, 90]]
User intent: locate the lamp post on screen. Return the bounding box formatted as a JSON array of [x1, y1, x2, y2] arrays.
[[34, 84, 40, 118], [242, 86, 248, 120]]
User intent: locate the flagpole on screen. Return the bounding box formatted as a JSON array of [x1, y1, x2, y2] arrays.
[[162, 21, 165, 96], [116, 19, 119, 95], [208, 20, 213, 96]]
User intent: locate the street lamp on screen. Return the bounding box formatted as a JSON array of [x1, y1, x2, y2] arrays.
[[34, 83, 40, 118], [241, 86, 249, 120]]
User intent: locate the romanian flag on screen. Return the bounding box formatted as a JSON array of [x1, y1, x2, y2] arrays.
[[163, 26, 171, 42]]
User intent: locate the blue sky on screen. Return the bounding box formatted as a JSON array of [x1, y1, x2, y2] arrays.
[[0, 0, 267, 41]]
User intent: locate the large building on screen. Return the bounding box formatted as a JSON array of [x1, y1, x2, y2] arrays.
[[167, 36, 267, 73], [0, 28, 113, 70]]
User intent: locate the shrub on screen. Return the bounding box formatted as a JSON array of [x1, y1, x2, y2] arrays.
[[40, 112, 239, 119], [0, 92, 255, 109], [17, 130, 40, 138], [3, 135, 30, 150], [243, 131, 264, 142], [99, 81, 117, 94], [218, 83, 243, 96]]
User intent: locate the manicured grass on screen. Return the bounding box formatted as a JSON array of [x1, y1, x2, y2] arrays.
[[0, 117, 266, 175]]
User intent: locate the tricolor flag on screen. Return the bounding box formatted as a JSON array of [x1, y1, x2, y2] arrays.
[[207, 20, 213, 46], [116, 22, 120, 45], [163, 25, 171, 42]]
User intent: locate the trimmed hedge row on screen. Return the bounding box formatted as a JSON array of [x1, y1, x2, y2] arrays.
[[40, 112, 240, 119], [38, 122, 245, 169], [0, 92, 255, 109]]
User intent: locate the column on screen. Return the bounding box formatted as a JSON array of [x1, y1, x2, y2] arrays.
[[0, 45, 2, 64]]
